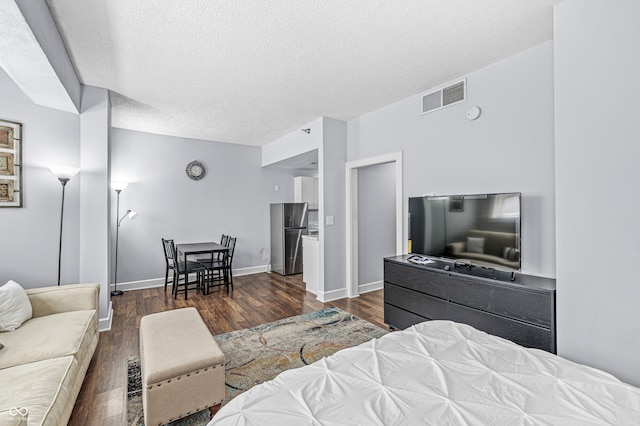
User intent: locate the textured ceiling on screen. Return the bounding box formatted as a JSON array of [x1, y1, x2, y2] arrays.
[[45, 0, 562, 146]]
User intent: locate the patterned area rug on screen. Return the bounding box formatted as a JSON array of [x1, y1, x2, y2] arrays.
[[127, 307, 388, 425]]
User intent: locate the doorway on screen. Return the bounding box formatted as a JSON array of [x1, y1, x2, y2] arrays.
[[345, 151, 403, 297]]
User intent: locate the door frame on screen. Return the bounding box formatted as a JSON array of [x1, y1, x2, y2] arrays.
[[345, 151, 403, 298]]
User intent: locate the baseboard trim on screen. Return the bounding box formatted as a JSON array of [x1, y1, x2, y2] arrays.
[[358, 280, 383, 294], [316, 287, 348, 303], [99, 301, 113, 332], [109, 265, 270, 293], [235, 265, 269, 276]]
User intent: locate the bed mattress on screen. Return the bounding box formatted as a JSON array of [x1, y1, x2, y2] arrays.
[[211, 320, 640, 425]]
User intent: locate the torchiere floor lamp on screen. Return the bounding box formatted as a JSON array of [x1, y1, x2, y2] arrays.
[[49, 165, 80, 286], [112, 182, 138, 296]]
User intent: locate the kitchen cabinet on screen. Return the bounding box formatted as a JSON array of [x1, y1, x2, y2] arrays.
[[294, 176, 318, 210], [302, 235, 319, 294]]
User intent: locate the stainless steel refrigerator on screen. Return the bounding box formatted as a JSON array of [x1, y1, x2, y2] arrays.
[[270, 203, 308, 275]]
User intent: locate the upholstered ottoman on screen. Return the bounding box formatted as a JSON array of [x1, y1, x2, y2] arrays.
[[139, 308, 225, 426]]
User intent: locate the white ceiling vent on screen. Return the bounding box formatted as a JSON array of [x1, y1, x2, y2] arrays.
[[421, 79, 466, 115]]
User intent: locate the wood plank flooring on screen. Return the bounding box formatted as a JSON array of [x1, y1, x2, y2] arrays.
[[68, 272, 385, 426]]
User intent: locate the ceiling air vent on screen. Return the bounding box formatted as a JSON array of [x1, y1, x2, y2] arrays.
[[421, 79, 466, 115]]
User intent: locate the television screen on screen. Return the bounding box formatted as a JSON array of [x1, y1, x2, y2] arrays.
[[408, 193, 521, 271]]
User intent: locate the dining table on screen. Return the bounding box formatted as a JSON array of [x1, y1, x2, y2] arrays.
[[176, 242, 230, 293]]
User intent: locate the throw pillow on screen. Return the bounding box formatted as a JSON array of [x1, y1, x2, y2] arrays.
[[0, 280, 33, 332], [466, 237, 485, 254], [503, 247, 520, 261]]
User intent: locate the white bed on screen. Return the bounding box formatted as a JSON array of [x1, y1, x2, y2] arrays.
[[210, 320, 640, 425]]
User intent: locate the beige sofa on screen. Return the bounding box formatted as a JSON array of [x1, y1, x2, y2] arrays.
[[0, 284, 99, 425], [446, 229, 520, 269]]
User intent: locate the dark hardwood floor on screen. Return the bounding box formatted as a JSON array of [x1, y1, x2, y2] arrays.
[[68, 272, 385, 426]]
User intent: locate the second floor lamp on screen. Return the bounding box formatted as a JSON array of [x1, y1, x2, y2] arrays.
[[112, 182, 138, 296]]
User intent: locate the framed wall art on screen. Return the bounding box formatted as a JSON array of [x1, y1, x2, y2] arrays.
[[0, 119, 23, 207], [449, 196, 464, 212]]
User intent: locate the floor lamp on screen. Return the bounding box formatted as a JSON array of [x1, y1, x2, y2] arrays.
[[49, 166, 80, 286], [112, 182, 138, 296]]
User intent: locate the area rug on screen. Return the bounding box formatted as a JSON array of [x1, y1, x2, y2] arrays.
[[127, 307, 387, 425]]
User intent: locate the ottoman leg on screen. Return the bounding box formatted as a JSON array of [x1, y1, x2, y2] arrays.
[[209, 403, 222, 418]]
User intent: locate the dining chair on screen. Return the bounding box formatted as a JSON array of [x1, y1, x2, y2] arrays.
[[167, 239, 207, 299], [203, 234, 230, 284], [218, 234, 230, 261], [225, 237, 237, 290], [161, 238, 177, 291], [202, 237, 236, 293]]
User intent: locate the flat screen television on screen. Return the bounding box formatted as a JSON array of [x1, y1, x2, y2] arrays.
[[408, 193, 521, 271]]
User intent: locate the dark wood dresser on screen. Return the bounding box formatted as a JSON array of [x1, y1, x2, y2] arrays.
[[384, 255, 556, 353]]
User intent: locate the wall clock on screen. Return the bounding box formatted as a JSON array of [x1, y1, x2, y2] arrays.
[[185, 160, 206, 181]]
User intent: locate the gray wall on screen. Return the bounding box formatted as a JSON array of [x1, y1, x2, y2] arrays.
[[110, 128, 295, 283], [554, 0, 640, 387], [0, 67, 81, 288], [347, 41, 556, 278], [319, 118, 348, 293], [357, 162, 396, 285]]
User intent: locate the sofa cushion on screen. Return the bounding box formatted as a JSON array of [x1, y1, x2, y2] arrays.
[[466, 237, 485, 254], [0, 310, 96, 369], [467, 230, 517, 257], [0, 356, 79, 426], [503, 247, 520, 261], [0, 280, 32, 332]]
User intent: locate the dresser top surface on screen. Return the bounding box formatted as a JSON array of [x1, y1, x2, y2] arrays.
[[385, 255, 556, 292]]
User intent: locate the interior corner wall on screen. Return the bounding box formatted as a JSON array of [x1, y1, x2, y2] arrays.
[[262, 117, 323, 166], [0, 67, 81, 288], [319, 117, 347, 293], [346, 41, 556, 278], [110, 128, 294, 284], [554, 0, 640, 387], [14, 0, 81, 110], [79, 85, 111, 320]]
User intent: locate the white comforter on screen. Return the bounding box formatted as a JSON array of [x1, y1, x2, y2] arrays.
[[211, 320, 640, 425]]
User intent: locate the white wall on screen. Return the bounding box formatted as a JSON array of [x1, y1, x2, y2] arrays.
[[262, 117, 322, 167], [79, 86, 111, 320], [14, 0, 81, 111], [110, 128, 295, 284], [347, 41, 556, 278], [357, 162, 396, 286], [0, 67, 81, 288], [554, 0, 640, 387]]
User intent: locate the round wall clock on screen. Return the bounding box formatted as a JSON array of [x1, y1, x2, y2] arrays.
[[185, 160, 206, 181]]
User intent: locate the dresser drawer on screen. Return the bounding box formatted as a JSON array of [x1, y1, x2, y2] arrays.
[[447, 303, 554, 352], [384, 303, 429, 330], [384, 283, 447, 319], [384, 261, 448, 299], [447, 275, 553, 328]]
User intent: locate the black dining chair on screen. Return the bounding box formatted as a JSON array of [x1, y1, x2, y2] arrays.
[[165, 239, 207, 299], [202, 237, 236, 293], [203, 234, 230, 283], [161, 238, 177, 291]]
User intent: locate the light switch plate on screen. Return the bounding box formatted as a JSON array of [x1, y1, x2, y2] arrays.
[[325, 215, 335, 225]]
